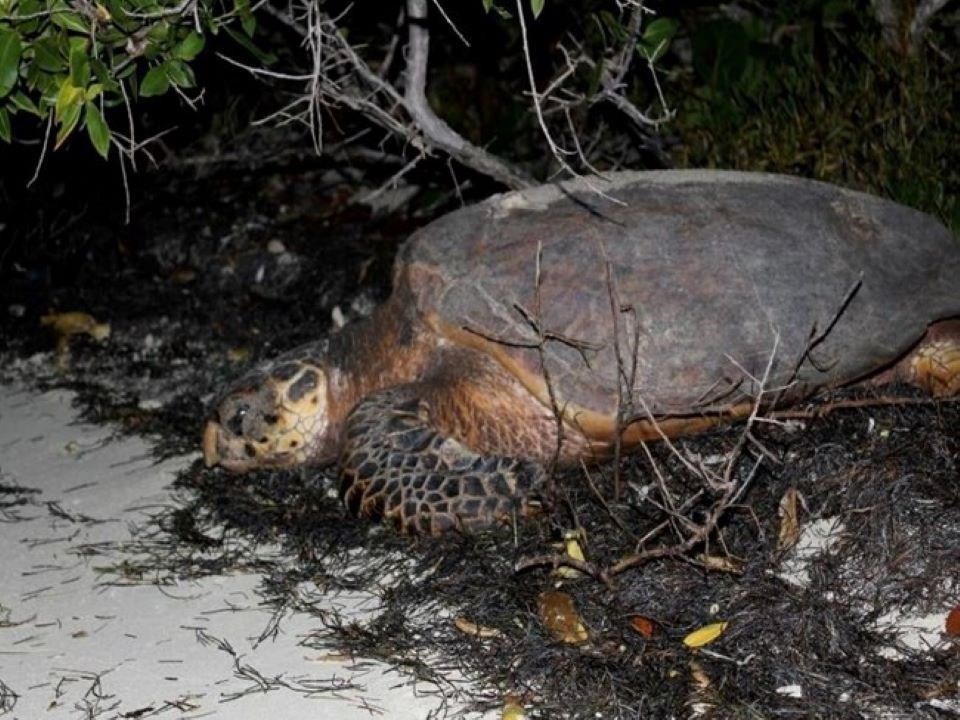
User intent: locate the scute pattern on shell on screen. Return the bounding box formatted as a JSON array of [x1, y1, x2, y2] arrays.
[[398, 171, 960, 417]]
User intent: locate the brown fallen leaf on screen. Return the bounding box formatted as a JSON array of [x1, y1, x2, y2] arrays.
[[628, 614, 656, 638], [538, 590, 589, 645], [41, 311, 111, 370], [453, 616, 503, 639], [697, 554, 745, 574], [777, 487, 804, 551], [41, 311, 111, 341], [946, 605, 960, 637]]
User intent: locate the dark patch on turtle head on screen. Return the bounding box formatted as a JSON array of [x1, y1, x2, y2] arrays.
[[287, 368, 319, 403], [271, 361, 302, 381]]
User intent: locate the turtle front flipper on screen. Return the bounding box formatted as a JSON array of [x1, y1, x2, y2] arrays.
[[339, 386, 545, 535]]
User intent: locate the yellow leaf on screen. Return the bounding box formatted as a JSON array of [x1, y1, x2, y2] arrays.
[[564, 531, 586, 561], [554, 531, 586, 578], [682, 621, 728, 649], [55, 81, 82, 121]]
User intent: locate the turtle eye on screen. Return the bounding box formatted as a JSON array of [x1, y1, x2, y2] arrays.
[[227, 404, 248, 437]]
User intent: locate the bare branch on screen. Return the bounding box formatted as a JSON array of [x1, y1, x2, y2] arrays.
[[405, 0, 531, 188], [606, 328, 786, 576], [27, 114, 53, 188], [429, 0, 469, 48], [597, 2, 674, 128], [513, 0, 577, 178], [254, 1, 529, 188]]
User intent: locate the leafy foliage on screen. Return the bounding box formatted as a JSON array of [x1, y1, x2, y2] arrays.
[[0, 0, 261, 156]]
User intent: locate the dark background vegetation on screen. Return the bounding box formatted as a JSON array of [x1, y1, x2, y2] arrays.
[[2, 0, 958, 249]]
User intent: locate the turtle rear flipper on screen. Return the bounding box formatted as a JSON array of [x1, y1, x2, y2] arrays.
[[901, 320, 960, 398], [882, 319, 960, 397], [339, 385, 545, 535]]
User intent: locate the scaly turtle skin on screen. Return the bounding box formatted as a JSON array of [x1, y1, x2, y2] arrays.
[[203, 170, 960, 534]]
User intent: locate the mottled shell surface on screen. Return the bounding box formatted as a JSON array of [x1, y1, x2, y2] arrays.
[[396, 170, 960, 418]]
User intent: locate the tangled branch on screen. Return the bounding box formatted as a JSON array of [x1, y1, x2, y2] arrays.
[[219, 1, 672, 188]]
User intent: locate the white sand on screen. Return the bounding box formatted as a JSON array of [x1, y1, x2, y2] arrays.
[[0, 384, 453, 719]]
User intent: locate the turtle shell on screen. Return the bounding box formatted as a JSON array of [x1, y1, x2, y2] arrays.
[[396, 171, 959, 424]]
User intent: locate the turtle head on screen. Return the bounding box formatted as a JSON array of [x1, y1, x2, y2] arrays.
[[203, 356, 336, 472]]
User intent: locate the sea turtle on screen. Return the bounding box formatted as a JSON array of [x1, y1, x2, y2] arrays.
[[203, 170, 960, 534]]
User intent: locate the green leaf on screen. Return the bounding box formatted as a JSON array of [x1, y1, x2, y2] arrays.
[[241, 12, 256, 37], [638, 18, 679, 62], [51, 8, 89, 33], [165, 59, 194, 88], [482, 0, 493, 12], [0, 107, 11, 142], [55, 79, 82, 120], [599, 10, 627, 42], [14, 0, 42, 33], [173, 31, 205, 61], [235, 0, 256, 36], [55, 97, 82, 147], [85, 83, 103, 101], [139, 64, 169, 97], [67, 35, 88, 56], [84, 101, 109, 158], [642, 17, 679, 47], [530, 0, 544, 19], [90, 58, 119, 93], [223, 26, 277, 64], [0, 27, 22, 98], [31, 37, 64, 72], [102, 0, 127, 28], [10, 89, 40, 115], [145, 20, 171, 44], [69, 46, 90, 87], [24, 63, 53, 99]]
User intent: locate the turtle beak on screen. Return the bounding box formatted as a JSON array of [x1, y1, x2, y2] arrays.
[[201, 414, 292, 472], [202, 420, 222, 467]]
